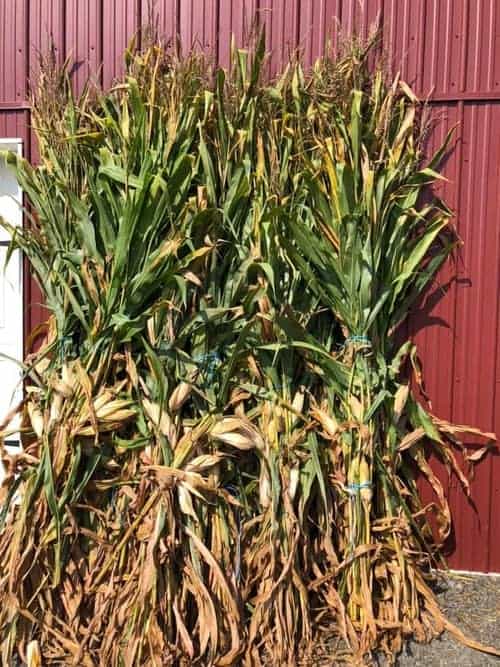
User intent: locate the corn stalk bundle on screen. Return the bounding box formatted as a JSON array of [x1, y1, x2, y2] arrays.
[[0, 35, 497, 666]]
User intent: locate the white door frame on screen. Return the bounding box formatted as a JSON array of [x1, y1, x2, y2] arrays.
[[0, 138, 24, 465]]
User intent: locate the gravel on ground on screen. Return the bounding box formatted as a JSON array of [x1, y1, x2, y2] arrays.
[[302, 571, 500, 666], [396, 571, 500, 667]]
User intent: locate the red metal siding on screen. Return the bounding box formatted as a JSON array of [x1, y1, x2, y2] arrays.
[[143, 1, 178, 43], [0, 0, 498, 572], [0, 0, 27, 105], [102, 0, 140, 89], [298, 1, 341, 66], [179, 0, 218, 54], [65, 0, 102, 93], [217, 0, 257, 68], [259, 0, 301, 71]]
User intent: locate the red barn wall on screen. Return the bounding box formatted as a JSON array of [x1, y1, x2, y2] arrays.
[[0, 0, 498, 572]]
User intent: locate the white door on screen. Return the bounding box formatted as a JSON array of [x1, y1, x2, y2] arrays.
[[0, 139, 23, 482]]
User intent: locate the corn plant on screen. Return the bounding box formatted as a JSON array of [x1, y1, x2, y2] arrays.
[[0, 34, 498, 667], [267, 49, 497, 660]]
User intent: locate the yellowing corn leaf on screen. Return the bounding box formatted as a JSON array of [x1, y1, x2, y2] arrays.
[[348, 395, 364, 422], [397, 428, 425, 451], [95, 399, 136, 422], [26, 640, 42, 667], [178, 484, 198, 520], [393, 384, 409, 422], [311, 407, 339, 438], [183, 270, 202, 286], [185, 453, 224, 473]]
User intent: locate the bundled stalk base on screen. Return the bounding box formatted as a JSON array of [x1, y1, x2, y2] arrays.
[[0, 33, 498, 666]]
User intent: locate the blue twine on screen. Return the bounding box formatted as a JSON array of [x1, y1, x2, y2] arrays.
[[194, 351, 221, 383], [344, 335, 372, 347], [194, 351, 220, 364], [346, 481, 372, 495]]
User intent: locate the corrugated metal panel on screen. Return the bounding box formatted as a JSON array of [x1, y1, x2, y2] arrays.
[[0, 110, 28, 141], [217, 0, 257, 68], [142, 0, 178, 43], [258, 0, 301, 73], [28, 0, 66, 166], [341, 0, 381, 39], [65, 0, 102, 92], [447, 101, 500, 571], [179, 0, 217, 54], [384, 0, 500, 100], [0, 0, 28, 104], [419, 0, 469, 96], [0, 0, 498, 572], [102, 0, 140, 89], [383, 0, 426, 89], [298, 1, 341, 67], [28, 0, 65, 76]]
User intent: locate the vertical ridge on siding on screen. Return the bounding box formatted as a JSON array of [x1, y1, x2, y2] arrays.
[[102, 0, 140, 88], [298, 0, 341, 68], [217, 0, 257, 68], [65, 0, 102, 93], [142, 0, 178, 43], [0, 0, 28, 103]]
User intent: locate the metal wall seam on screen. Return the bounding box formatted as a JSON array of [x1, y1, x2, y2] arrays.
[[217, 0, 257, 69], [65, 0, 102, 93], [142, 0, 178, 43], [179, 0, 218, 54], [0, 0, 27, 104], [102, 0, 141, 89]]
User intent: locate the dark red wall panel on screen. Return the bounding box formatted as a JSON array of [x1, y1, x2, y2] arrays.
[[298, 1, 341, 67], [179, 0, 218, 54], [65, 0, 102, 93], [0, 0, 28, 104], [0, 0, 498, 571], [102, 0, 140, 89], [217, 0, 257, 68], [142, 0, 177, 43]]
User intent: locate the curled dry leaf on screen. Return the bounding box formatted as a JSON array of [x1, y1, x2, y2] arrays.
[[142, 398, 172, 437], [211, 417, 264, 451], [311, 407, 339, 439], [168, 381, 192, 412], [398, 427, 425, 451]]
